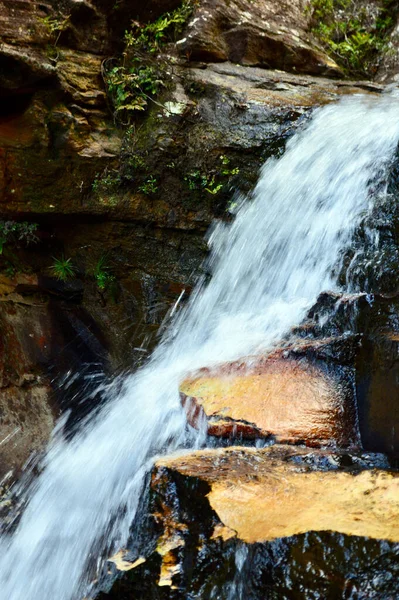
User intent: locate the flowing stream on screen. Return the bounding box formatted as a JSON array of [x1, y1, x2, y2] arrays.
[[1, 93, 399, 600]]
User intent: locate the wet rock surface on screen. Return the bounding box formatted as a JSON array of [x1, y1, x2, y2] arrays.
[[98, 446, 399, 599], [295, 290, 399, 454], [1, 1, 399, 597], [180, 353, 359, 447], [0, 273, 111, 480]]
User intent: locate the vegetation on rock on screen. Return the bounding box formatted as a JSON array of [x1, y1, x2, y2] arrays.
[[103, 0, 196, 123], [51, 256, 76, 281], [307, 0, 398, 77], [184, 155, 240, 196], [0, 221, 38, 255], [91, 256, 116, 291]]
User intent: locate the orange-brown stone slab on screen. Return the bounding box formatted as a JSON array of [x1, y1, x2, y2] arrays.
[[155, 447, 399, 544], [180, 356, 359, 447]]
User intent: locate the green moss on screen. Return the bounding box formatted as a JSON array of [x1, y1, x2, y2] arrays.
[[307, 0, 397, 77]]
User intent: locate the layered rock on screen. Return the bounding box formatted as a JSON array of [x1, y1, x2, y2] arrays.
[[178, 0, 341, 76], [0, 0, 383, 220], [180, 351, 359, 447], [0, 273, 111, 480], [98, 446, 399, 599], [154, 447, 399, 543]]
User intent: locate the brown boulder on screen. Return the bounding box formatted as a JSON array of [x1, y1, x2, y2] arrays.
[[178, 0, 342, 76], [180, 353, 359, 447]]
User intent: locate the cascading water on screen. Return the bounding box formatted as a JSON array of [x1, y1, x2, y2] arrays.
[[1, 93, 399, 600]]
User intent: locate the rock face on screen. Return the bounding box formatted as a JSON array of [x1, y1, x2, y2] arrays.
[[0, 0, 121, 215], [178, 0, 341, 76], [180, 353, 359, 447], [297, 291, 399, 455], [0, 274, 55, 480], [98, 446, 399, 599], [0, 273, 111, 480]]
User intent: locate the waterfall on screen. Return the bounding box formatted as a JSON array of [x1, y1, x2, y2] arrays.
[[0, 93, 399, 600]]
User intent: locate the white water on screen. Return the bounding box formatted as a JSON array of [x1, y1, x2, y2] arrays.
[[1, 93, 399, 600]]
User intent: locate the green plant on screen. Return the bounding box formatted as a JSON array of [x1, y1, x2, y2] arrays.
[[184, 170, 208, 190], [219, 155, 240, 177], [307, 0, 396, 76], [184, 155, 240, 196], [138, 176, 158, 195], [51, 256, 76, 281], [204, 177, 223, 195], [92, 170, 121, 194], [0, 221, 38, 254], [39, 14, 70, 46], [128, 154, 147, 170], [103, 0, 196, 122], [92, 256, 116, 291]]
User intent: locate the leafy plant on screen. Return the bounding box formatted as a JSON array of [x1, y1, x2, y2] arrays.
[[51, 256, 76, 281], [184, 155, 240, 196], [103, 0, 196, 122], [92, 256, 115, 291], [184, 170, 209, 191], [138, 176, 158, 195], [219, 155, 240, 177], [205, 177, 224, 195], [92, 170, 121, 194], [307, 0, 396, 76], [39, 14, 70, 46], [0, 221, 38, 254]]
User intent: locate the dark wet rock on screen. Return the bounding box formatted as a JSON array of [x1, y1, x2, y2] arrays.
[[296, 291, 399, 455], [356, 332, 399, 454], [98, 446, 399, 599], [0, 274, 111, 480]]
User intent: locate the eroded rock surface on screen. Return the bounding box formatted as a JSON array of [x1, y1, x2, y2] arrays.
[[99, 446, 399, 599], [179, 0, 341, 76], [155, 447, 399, 543], [180, 353, 359, 447]]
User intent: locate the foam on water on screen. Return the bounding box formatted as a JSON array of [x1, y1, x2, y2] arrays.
[[0, 93, 399, 600]]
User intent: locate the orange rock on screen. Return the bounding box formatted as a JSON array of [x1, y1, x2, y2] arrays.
[[180, 355, 359, 447], [155, 446, 399, 544]]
